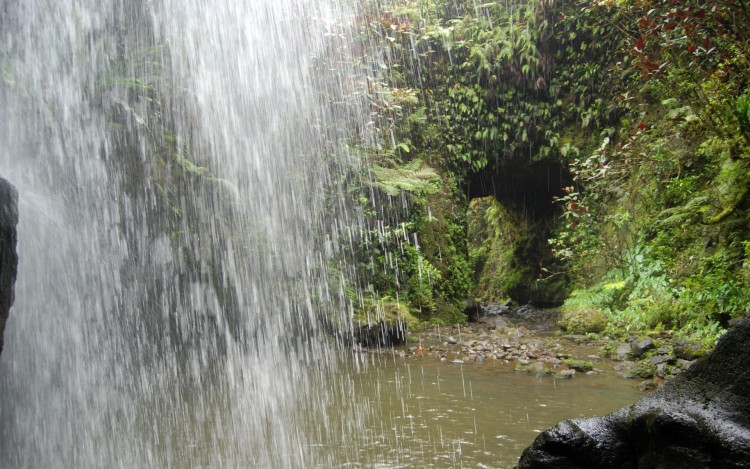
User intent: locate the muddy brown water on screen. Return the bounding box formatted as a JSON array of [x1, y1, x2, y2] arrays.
[[119, 331, 645, 468], [331, 350, 642, 468]]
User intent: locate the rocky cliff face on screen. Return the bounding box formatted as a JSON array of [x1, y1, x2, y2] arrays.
[[0, 178, 18, 356], [517, 317, 750, 468]]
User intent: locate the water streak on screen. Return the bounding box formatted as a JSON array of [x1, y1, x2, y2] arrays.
[[0, 0, 371, 466]]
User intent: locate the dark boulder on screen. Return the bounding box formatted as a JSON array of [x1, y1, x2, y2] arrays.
[[0, 178, 18, 356], [629, 336, 655, 358], [518, 318, 750, 468]]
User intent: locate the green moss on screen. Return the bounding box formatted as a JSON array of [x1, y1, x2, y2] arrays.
[[467, 196, 522, 302], [564, 359, 595, 372], [558, 309, 608, 334], [432, 303, 468, 325], [633, 362, 657, 379], [467, 196, 569, 304]]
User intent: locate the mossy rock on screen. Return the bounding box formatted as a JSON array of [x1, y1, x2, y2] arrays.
[[564, 359, 595, 372], [558, 309, 608, 334]]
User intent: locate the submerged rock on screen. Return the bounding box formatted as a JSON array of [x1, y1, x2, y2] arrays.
[[517, 318, 750, 468], [0, 178, 18, 356]]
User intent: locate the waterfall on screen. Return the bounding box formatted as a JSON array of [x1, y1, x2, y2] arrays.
[[0, 0, 372, 466]]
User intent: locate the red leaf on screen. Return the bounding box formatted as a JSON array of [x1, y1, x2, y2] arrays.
[[638, 122, 647, 131], [687, 43, 698, 54], [636, 37, 644, 51]]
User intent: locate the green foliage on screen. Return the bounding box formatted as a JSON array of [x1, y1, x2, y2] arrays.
[[558, 309, 607, 335], [468, 197, 526, 301], [432, 303, 469, 325], [351, 0, 750, 342], [357, 0, 627, 179], [353, 295, 421, 331], [367, 159, 440, 197], [736, 89, 750, 139], [351, 165, 472, 323], [540, 0, 750, 346]]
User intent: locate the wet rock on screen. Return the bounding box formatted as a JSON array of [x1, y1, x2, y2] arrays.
[[534, 365, 553, 376], [549, 358, 564, 367], [655, 363, 670, 379], [630, 337, 655, 358], [648, 355, 675, 366], [614, 362, 637, 379], [675, 358, 695, 371], [555, 369, 576, 379], [517, 317, 750, 469], [673, 339, 704, 360], [638, 380, 657, 392], [0, 178, 18, 357], [564, 359, 594, 372], [525, 362, 552, 376], [561, 334, 588, 342], [446, 336, 459, 345], [484, 302, 513, 316], [613, 343, 632, 361]]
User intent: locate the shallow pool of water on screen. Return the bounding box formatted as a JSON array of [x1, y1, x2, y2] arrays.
[[102, 344, 644, 468], [326, 350, 644, 468]]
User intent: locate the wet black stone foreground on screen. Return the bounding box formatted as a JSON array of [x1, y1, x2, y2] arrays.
[[517, 317, 750, 469]]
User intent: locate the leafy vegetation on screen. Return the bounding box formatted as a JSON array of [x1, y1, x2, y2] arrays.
[[348, 0, 750, 345]]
